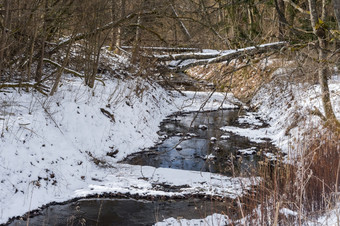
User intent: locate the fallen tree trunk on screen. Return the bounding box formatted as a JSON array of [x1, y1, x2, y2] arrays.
[[43, 58, 105, 86], [121, 46, 201, 53], [43, 58, 83, 78], [155, 52, 221, 61], [0, 82, 49, 95], [161, 42, 286, 72]]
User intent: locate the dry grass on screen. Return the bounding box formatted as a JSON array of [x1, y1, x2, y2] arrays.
[[303, 129, 340, 214], [186, 56, 285, 103], [234, 128, 340, 225]]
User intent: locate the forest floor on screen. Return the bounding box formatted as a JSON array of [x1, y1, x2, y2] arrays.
[[0, 49, 339, 225]]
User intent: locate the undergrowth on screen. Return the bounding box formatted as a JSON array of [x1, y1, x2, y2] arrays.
[[236, 128, 340, 225]]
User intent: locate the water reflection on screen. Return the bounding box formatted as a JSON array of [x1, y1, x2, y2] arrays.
[[9, 198, 229, 226]]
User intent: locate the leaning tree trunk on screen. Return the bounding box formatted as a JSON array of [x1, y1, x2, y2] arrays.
[[308, 0, 340, 127]]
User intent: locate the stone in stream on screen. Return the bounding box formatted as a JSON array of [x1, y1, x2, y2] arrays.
[[186, 133, 197, 137], [203, 153, 216, 160], [237, 147, 257, 155], [220, 134, 230, 140], [198, 124, 208, 130], [175, 145, 183, 151], [210, 137, 217, 142]]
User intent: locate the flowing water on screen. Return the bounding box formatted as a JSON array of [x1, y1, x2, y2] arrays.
[[9, 198, 231, 226]]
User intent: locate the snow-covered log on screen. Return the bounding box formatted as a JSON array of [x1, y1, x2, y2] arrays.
[[121, 46, 201, 53], [161, 42, 286, 72]]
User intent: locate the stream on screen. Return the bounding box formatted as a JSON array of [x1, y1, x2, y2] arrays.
[[9, 198, 231, 226]]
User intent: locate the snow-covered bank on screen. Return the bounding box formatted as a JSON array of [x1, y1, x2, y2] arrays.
[[155, 213, 231, 226], [249, 77, 340, 155], [74, 164, 258, 199], [0, 74, 244, 224]]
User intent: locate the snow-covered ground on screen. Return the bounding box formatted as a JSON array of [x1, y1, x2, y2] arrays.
[[155, 213, 231, 226], [250, 75, 340, 156]]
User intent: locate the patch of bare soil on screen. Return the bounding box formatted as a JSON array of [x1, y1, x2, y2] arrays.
[[186, 58, 282, 103]]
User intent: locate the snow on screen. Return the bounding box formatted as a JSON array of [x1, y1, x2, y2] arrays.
[[237, 147, 257, 155], [198, 125, 208, 130], [220, 126, 271, 143], [250, 77, 340, 155], [220, 134, 230, 140], [279, 208, 298, 217], [155, 213, 231, 226], [237, 112, 264, 126], [203, 154, 216, 160], [74, 165, 259, 200], [311, 204, 340, 226]]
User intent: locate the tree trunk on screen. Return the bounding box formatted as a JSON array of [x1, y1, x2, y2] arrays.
[[0, 0, 10, 81], [308, 0, 340, 126], [333, 0, 340, 30], [277, 0, 286, 39], [50, 36, 73, 96], [35, 0, 48, 82], [110, 0, 117, 51], [131, 1, 143, 64], [170, 3, 191, 42], [115, 0, 126, 54]]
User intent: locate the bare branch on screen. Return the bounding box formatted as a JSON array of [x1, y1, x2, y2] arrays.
[[283, 0, 310, 15], [170, 3, 192, 41], [48, 10, 156, 55]]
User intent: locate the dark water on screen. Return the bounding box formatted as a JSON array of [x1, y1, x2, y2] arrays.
[[9, 198, 230, 226], [122, 109, 279, 177]]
